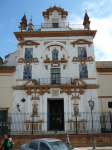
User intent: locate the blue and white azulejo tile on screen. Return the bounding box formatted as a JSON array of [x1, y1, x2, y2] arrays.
[[24, 48, 33, 61], [52, 49, 58, 60], [78, 47, 87, 60], [23, 66, 32, 79], [79, 64, 88, 78]]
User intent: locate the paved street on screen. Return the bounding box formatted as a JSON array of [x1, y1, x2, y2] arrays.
[[13, 147, 112, 150]]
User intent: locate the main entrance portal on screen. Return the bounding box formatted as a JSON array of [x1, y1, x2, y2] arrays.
[[47, 99, 64, 131]]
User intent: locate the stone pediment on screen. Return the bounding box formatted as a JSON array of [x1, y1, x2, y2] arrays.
[[19, 40, 40, 48], [70, 39, 93, 47], [42, 6, 68, 17]]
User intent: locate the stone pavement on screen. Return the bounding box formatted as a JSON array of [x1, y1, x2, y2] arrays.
[[13, 147, 112, 150]]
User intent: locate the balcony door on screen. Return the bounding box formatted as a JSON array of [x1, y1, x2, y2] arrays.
[[51, 68, 60, 84]]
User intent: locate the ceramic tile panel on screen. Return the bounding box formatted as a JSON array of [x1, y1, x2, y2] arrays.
[[78, 47, 87, 60], [52, 49, 58, 60], [25, 48, 33, 61], [79, 65, 88, 78], [23, 66, 32, 79]]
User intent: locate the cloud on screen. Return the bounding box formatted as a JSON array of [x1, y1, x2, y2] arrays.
[[11, 19, 15, 23], [0, 23, 3, 29], [82, 0, 105, 11], [68, 14, 112, 61], [5, 39, 17, 43], [68, 1, 112, 61], [91, 16, 112, 61], [81, 0, 112, 17]]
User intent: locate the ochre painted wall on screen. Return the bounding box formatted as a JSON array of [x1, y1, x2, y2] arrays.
[[97, 72, 112, 112], [0, 72, 15, 113]]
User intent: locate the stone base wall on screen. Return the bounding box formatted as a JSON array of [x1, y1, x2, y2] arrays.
[[0, 134, 112, 149]]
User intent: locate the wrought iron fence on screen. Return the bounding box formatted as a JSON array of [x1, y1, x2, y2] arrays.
[[0, 112, 112, 135], [38, 77, 72, 85]]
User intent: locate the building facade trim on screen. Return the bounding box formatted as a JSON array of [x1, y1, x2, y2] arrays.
[[18, 40, 40, 48], [70, 39, 93, 47], [14, 30, 97, 40]]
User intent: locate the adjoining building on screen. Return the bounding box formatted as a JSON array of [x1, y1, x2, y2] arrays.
[[96, 61, 112, 112]]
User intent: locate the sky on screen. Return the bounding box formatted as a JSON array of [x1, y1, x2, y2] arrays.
[[0, 0, 112, 61]]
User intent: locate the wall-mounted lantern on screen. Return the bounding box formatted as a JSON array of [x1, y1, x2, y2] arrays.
[[16, 103, 20, 112]]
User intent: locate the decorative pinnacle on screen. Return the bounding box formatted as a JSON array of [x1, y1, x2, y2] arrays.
[[30, 14, 33, 23], [54, 4, 56, 6]]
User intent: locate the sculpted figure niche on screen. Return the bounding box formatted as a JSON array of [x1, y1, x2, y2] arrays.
[[33, 105, 38, 115]]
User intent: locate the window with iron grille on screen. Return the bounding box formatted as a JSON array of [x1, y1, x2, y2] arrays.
[[0, 110, 8, 122], [52, 49, 58, 60], [51, 68, 60, 84]]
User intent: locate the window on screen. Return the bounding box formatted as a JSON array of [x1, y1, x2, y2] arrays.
[[79, 65, 88, 78], [0, 110, 8, 122], [53, 23, 58, 28], [23, 66, 32, 79], [39, 142, 50, 150], [24, 48, 33, 61], [108, 102, 112, 108], [52, 49, 58, 60], [51, 68, 60, 84], [0, 110, 8, 134], [78, 47, 87, 60], [29, 141, 39, 149]]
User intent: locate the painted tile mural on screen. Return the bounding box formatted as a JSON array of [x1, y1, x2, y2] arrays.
[[52, 49, 58, 60], [25, 48, 33, 60], [23, 66, 32, 79], [79, 65, 88, 78], [78, 47, 87, 60]]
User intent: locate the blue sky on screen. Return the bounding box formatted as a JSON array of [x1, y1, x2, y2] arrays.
[[0, 0, 112, 61]]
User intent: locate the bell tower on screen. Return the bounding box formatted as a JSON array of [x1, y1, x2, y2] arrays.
[[42, 5, 68, 29]]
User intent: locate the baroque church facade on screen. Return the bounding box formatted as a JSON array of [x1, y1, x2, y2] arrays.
[[8, 6, 100, 133]]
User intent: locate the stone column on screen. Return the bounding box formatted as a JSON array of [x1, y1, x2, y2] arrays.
[[68, 94, 72, 120], [39, 95, 43, 120], [26, 95, 31, 121], [81, 95, 84, 119]]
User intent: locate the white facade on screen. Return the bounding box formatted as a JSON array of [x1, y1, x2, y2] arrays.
[[12, 6, 100, 134]]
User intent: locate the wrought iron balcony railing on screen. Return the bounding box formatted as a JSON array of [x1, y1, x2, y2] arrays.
[[38, 77, 72, 85], [26, 22, 84, 31]]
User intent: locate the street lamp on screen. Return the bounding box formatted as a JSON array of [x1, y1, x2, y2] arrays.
[[88, 99, 96, 149]]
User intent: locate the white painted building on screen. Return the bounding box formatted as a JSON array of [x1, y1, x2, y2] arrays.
[[12, 6, 100, 134]]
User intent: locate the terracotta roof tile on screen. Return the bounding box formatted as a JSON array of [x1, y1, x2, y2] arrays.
[[96, 61, 112, 68]]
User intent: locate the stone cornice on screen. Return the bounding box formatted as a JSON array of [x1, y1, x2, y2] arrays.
[[0, 69, 16, 73], [12, 84, 99, 91], [14, 30, 97, 41]]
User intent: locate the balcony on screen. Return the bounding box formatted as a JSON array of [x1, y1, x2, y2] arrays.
[[38, 77, 72, 85], [27, 22, 84, 31]]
